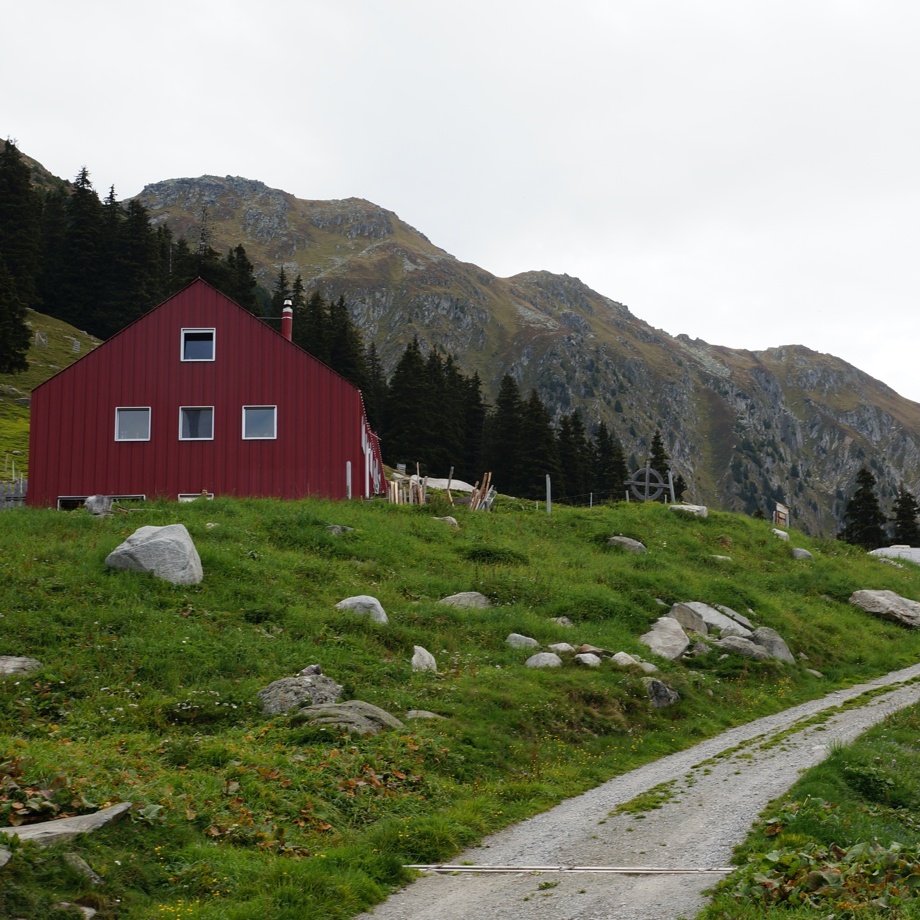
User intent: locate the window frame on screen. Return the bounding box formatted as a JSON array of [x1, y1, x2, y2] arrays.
[[180, 328, 216, 362], [242, 405, 278, 440], [178, 406, 215, 441], [114, 406, 151, 442]]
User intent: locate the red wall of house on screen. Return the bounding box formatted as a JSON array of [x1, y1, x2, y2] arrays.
[[28, 280, 381, 506]]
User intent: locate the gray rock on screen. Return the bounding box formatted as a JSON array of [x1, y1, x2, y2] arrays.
[[711, 555, 732, 563], [547, 643, 576, 654], [574, 653, 602, 667], [667, 603, 708, 636], [433, 516, 460, 529], [752, 626, 795, 663], [792, 547, 814, 560], [720, 624, 748, 640], [63, 852, 103, 885], [0, 847, 9, 868], [772, 528, 790, 541], [411, 646, 437, 672], [684, 640, 711, 658], [0, 656, 42, 676], [678, 601, 749, 635], [670, 504, 708, 518], [405, 710, 446, 720], [258, 673, 343, 714], [576, 644, 614, 658], [644, 678, 680, 708], [607, 536, 647, 553], [715, 604, 754, 629], [716, 636, 771, 661], [105, 524, 203, 584], [335, 595, 388, 623], [612, 651, 640, 668], [806, 669, 824, 678], [292, 700, 403, 735], [525, 652, 563, 668], [0, 802, 132, 846], [55, 904, 96, 918], [551, 616, 574, 627], [326, 525, 354, 536], [84, 495, 113, 516], [849, 589, 920, 627], [870, 546, 920, 565], [506, 633, 539, 649], [640, 617, 690, 660], [439, 591, 491, 609]]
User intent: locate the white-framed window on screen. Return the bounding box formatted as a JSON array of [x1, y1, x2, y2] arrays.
[[242, 405, 277, 440], [179, 406, 214, 440], [115, 407, 151, 441], [178, 493, 214, 502], [181, 328, 216, 362]]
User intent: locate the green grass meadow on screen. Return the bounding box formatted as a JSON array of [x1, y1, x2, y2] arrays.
[[2, 496, 920, 918]]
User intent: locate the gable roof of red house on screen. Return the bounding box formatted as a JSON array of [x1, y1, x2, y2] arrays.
[[28, 278, 384, 506]]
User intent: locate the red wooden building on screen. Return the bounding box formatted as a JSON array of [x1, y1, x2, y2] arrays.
[[28, 279, 385, 508]]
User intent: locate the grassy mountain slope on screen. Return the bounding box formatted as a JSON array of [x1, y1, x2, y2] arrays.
[[0, 312, 101, 477], [132, 176, 920, 535], [3, 496, 920, 917]]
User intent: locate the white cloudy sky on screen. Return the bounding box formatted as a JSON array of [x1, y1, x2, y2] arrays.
[[6, 1, 920, 400]]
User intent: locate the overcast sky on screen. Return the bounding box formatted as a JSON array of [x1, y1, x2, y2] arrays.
[[6, 1, 920, 400]]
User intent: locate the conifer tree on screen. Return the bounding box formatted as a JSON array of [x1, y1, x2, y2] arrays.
[[557, 410, 592, 502], [225, 245, 258, 313], [0, 139, 41, 311], [517, 389, 561, 500], [484, 374, 524, 495], [383, 336, 428, 468], [592, 421, 628, 502], [299, 291, 329, 363], [459, 370, 486, 481], [0, 258, 30, 373], [328, 295, 368, 391], [363, 341, 386, 433], [840, 466, 887, 549], [891, 485, 920, 546]]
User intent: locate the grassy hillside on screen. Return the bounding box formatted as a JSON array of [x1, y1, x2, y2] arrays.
[[2, 497, 920, 919], [0, 311, 101, 478]]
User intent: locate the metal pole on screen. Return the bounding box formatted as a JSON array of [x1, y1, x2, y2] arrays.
[[346, 461, 352, 500], [546, 474, 552, 515]]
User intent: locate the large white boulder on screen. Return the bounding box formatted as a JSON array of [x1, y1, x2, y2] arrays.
[[640, 617, 689, 660], [335, 595, 388, 623], [105, 524, 202, 584]]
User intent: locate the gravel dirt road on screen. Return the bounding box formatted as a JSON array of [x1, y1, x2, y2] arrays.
[[358, 663, 920, 920]]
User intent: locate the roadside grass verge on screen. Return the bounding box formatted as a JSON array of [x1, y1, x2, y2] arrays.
[[2, 497, 920, 918]]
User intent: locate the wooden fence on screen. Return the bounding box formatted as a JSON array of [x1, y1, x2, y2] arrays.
[[0, 479, 27, 510]]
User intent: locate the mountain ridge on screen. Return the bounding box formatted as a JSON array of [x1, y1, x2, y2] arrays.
[[33, 170, 900, 534]]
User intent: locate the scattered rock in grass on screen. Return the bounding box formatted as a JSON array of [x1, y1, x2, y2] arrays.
[[439, 591, 491, 608], [258, 670, 344, 714], [551, 616, 574, 628], [683, 641, 710, 658], [526, 653, 563, 668], [640, 618, 690, 660], [0, 802, 133, 846], [644, 678, 680, 708], [607, 536, 647, 553], [433, 516, 460, 529], [574, 653, 602, 667], [676, 602, 748, 636], [716, 636, 771, 661], [869, 546, 920, 564], [849, 589, 920, 627], [720, 624, 749, 640], [0, 847, 9, 868], [792, 547, 814, 560], [577, 643, 614, 658], [752, 626, 795, 663], [84, 494, 113, 517], [670, 504, 708, 518], [335, 595, 388, 623], [711, 555, 732, 563], [292, 700, 403, 735], [412, 646, 437, 672], [806, 669, 824, 678], [55, 904, 96, 918], [105, 524, 203, 585], [326, 525, 354, 536], [0, 656, 42, 676], [64, 852, 103, 885], [405, 710, 446, 720], [547, 643, 576, 655], [772, 528, 789, 541], [715, 604, 754, 629], [667, 603, 708, 636], [611, 652, 658, 672], [506, 633, 539, 649]]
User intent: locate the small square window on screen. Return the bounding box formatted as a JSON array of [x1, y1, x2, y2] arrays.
[[243, 406, 277, 440], [179, 407, 214, 440], [181, 329, 215, 361], [115, 407, 150, 441]]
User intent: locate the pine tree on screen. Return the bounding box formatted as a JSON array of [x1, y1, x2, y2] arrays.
[[483, 374, 523, 496], [592, 421, 628, 502], [0, 257, 30, 373], [225, 245, 258, 313], [459, 370, 486, 482], [840, 467, 887, 549], [891, 485, 920, 546], [517, 389, 561, 500], [298, 291, 329, 363], [557, 410, 592, 502], [363, 341, 386, 433], [328, 296, 368, 390], [383, 336, 428, 468], [0, 139, 41, 311]]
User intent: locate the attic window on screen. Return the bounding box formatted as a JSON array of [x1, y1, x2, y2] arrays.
[[181, 328, 215, 361], [179, 407, 214, 440], [115, 407, 151, 441]]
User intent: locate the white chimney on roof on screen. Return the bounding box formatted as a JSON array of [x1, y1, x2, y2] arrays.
[[282, 298, 293, 341]]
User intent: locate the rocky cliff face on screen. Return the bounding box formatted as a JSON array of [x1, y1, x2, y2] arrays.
[[134, 176, 920, 534]]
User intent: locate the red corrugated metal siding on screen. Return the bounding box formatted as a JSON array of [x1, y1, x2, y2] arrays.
[[28, 279, 383, 506]]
